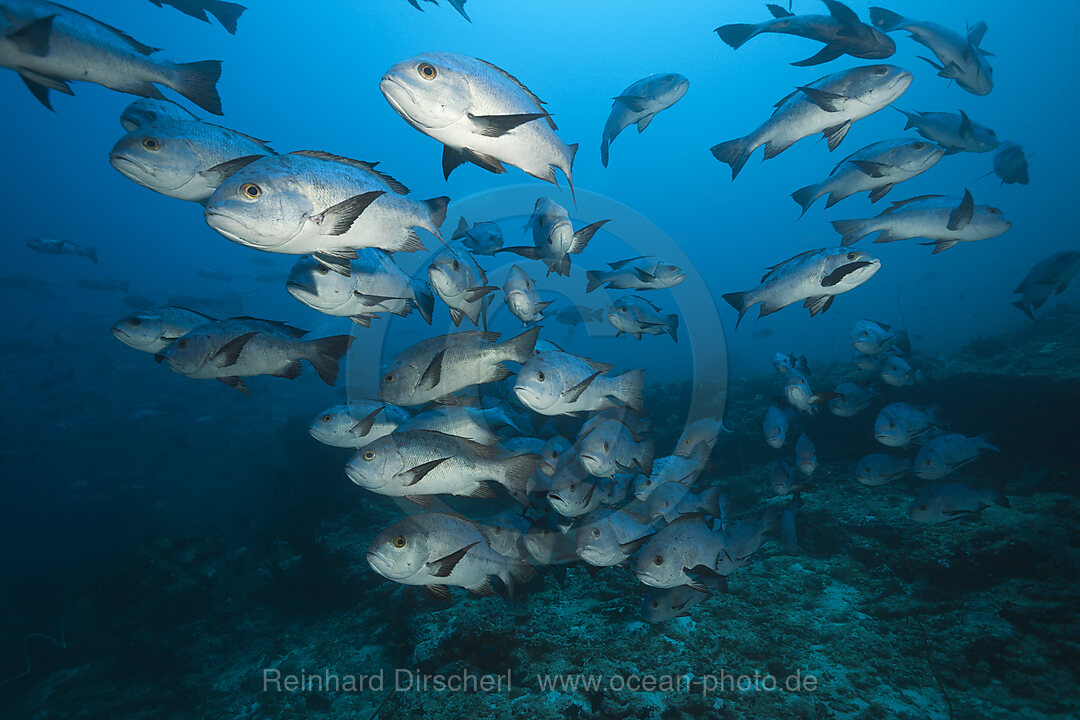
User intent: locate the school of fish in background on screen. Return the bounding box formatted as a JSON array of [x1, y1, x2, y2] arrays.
[[5, 0, 1079, 621]]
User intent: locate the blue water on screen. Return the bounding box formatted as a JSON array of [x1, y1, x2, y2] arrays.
[[1, 1, 1077, 718]]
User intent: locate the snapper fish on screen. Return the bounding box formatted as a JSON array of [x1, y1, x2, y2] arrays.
[[308, 400, 409, 449], [380, 52, 577, 190], [514, 350, 644, 416], [0, 0, 223, 113], [576, 508, 660, 568], [606, 295, 679, 341], [427, 242, 497, 327], [204, 151, 448, 273], [600, 72, 688, 167], [711, 64, 911, 179], [501, 197, 610, 277], [913, 433, 999, 481], [833, 191, 1011, 253], [716, 1, 894, 66], [450, 216, 503, 255], [1011, 251, 1080, 319], [908, 483, 1008, 524], [503, 264, 552, 326], [990, 143, 1029, 187], [111, 305, 214, 354], [26, 236, 97, 263], [120, 97, 198, 131], [147, 0, 247, 35], [634, 514, 725, 590], [585, 256, 685, 293], [723, 247, 881, 327], [893, 108, 998, 155]]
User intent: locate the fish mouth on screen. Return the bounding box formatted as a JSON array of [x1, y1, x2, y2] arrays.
[[512, 384, 546, 410], [379, 75, 441, 130], [365, 549, 395, 577], [109, 153, 153, 177], [633, 569, 666, 588], [344, 464, 379, 488]]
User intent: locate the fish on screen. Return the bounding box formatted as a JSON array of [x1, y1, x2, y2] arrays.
[[26, 236, 96, 263], [0, 1, 223, 113], [380, 52, 576, 188], [879, 354, 924, 387], [538, 435, 574, 477], [1012, 251, 1080, 319], [403, 0, 469, 22], [147, 0, 247, 34], [428, 243, 497, 327], [606, 295, 679, 341], [831, 191, 1011, 253], [158, 317, 352, 392], [870, 7, 993, 96], [286, 252, 435, 327], [545, 466, 604, 518], [850, 319, 907, 354], [716, 1, 895, 67], [501, 198, 610, 277], [785, 369, 839, 415], [77, 276, 128, 292], [400, 405, 522, 446], [780, 496, 801, 553], [110, 119, 274, 204], [586, 256, 685, 293], [634, 514, 726, 590], [913, 433, 1000, 481], [711, 65, 912, 179], [555, 305, 605, 326], [641, 584, 716, 623], [763, 403, 794, 449], [523, 515, 578, 568], [479, 512, 532, 560], [203, 151, 448, 272], [450, 216, 503, 255], [308, 401, 409, 449], [892, 108, 999, 154], [854, 453, 911, 486], [366, 512, 534, 601], [345, 429, 539, 506], [795, 433, 817, 476], [991, 143, 1029, 186], [111, 305, 214, 354], [601, 73, 688, 167], [874, 403, 944, 448], [122, 294, 153, 309], [514, 350, 643, 416], [120, 97, 198, 131], [576, 508, 659, 567], [791, 138, 944, 214], [829, 381, 876, 417], [645, 482, 725, 524], [908, 483, 1009, 524], [723, 248, 881, 327], [771, 459, 802, 496], [632, 445, 711, 502], [674, 418, 725, 458], [503, 264, 552, 326], [576, 412, 655, 478], [381, 328, 540, 407], [714, 513, 776, 575], [774, 352, 810, 377]]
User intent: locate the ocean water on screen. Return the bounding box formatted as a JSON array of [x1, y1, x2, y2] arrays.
[[1, 0, 1078, 718]]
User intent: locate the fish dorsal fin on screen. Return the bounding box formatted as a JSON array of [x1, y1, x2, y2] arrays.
[[475, 58, 557, 130], [630, 294, 662, 312], [586, 359, 614, 373], [761, 249, 818, 282], [451, 216, 469, 241], [957, 109, 975, 141], [289, 151, 410, 194], [54, 3, 160, 55], [607, 256, 647, 270], [882, 194, 947, 214], [228, 317, 308, 338], [824, 0, 861, 28], [168, 306, 216, 322], [772, 89, 800, 110], [967, 20, 988, 47], [766, 3, 793, 18]]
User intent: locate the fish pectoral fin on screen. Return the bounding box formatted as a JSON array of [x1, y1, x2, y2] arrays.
[[634, 267, 658, 282], [868, 183, 895, 203], [352, 292, 400, 307], [947, 189, 974, 231], [350, 314, 373, 327], [468, 112, 548, 137], [636, 112, 656, 133], [218, 376, 248, 393], [465, 481, 497, 499], [937, 62, 964, 80], [312, 190, 385, 236], [562, 370, 602, 404], [203, 154, 263, 183], [497, 245, 539, 260], [442, 145, 466, 179], [404, 495, 431, 507], [8, 14, 55, 56], [349, 406, 384, 437], [272, 360, 303, 380], [823, 121, 852, 151], [398, 457, 451, 487], [209, 331, 258, 367], [791, 43, 845, 67], [418, 348, 446, 390], [613, 94, 650, 112], [850, 160, 890, 179], [462, 147, 506, 174], [464, 285, 498, 303], [618, 535, 653, 554], [796, 86, 848, 112], [958, 109, 975, 141], [802, 295, 835, 316], [423, 584, 453, 601], [427, 542, 480, 578], [917, 55, 945, 72]]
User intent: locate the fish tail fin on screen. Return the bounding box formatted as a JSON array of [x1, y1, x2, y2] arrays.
[[498, 453, 541, 508], [665, 314, 679, 342], [701, 485, 727, 519], [869, 7, 906, 32], [791, 185, 820, 217], [86, 247, 98, 264], [977, 433, 1001, 453], [570, 219, 610, 254], [169, 59, 223, 115], [715, 23, 760, 50], [410, 277, 435, 324], [424, 196, 450, 237], [613, 369, 645, 411], [205, 0, 247, 34], [502, 326, 541, 364], [721, 291, 748, 329], [1011, 299, 1035, 320], [585, 270, 604, 293], [830, 218, 871, 246], [495, 556, 535, 605], [306, 334, 353, 386], [710, 137, 751, 180]]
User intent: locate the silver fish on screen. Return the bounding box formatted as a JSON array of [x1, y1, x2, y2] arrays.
[[795, 433, 817, 476], [673, 418, 724, 458], [523, 515, 578, 567], [403, 0, 470, 23], [913, 433, 999, 481], [479, 512, 532, 560], [148, 0, 246, 34], [576, 412, 654, 478], [514, 350, 643, 416], [606, 295, 679, 341], [880, 355, 924, 387], [503, 264, 552, 326], [120, 97, 198, 131], [26, 236, 96, 263], [711, 65, 912, 179], [908, 483, 1008, 524], [991, 143, 1029, 186], [501, 197, 610, 277], [366, 512, 533, 601], [642, 584, 716, 623], [714, 513, 776, 575], [111, 305, 214, 354], [0, 0, 222, 113], [380, 52, 576, 188], [450, 216, 503, 255], [585, 256, 685, 293], [601, 73, 688, 167], [829, 381, 876, 417], [763, 403, 794, 449], [428, 242, 497, 327], [633, 445, 710, 501], [723, 247, 881, 327], [850, 318, 906, 354], [400, 405, 521, 446], [855, 453, 911, 486], [874, 402, 944, 448], [555, 305, 605, 326], [645, 482, 725, 524], [308, 401, 409, 449], [634, 514, 725, 590], [546, 465, 605, 518], [791, 138, 943, 214], [1012, 251, 1080, 319], [576, 508, 659, 567], [893, 108, 998, 154], [381, 328, 539, 407]]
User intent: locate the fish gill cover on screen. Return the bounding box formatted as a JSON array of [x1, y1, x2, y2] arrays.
[[0, 1, 1078, 719]]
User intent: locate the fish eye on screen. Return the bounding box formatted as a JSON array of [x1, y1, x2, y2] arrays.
[[129, 318, 142, 326], [452, 259, 460, 271], [592, 528, 601, 537], [176, 338, 188, 348], [651, 600, 660, 609], [384, 373, 395, 383], [913, 142, 925, 150], [989, 208, 1000, 215], [918, 505, 928, 512], [316, 266, 329, 276], [875, 66, 888, 76], [653, 555, 664, 566], [321, 414, 332, 423], [363, 449, 376, 461], [417, 62, 438, 80], [536, 371, 545, 382], [603, 441, 610, 451], [492, 527, 502, 534], [393, 534, 407, 548], [550, 450, 559, 458], [240, 182, 262, 200], [141, 137, 161, 151], [846, 252, 857, 260]]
